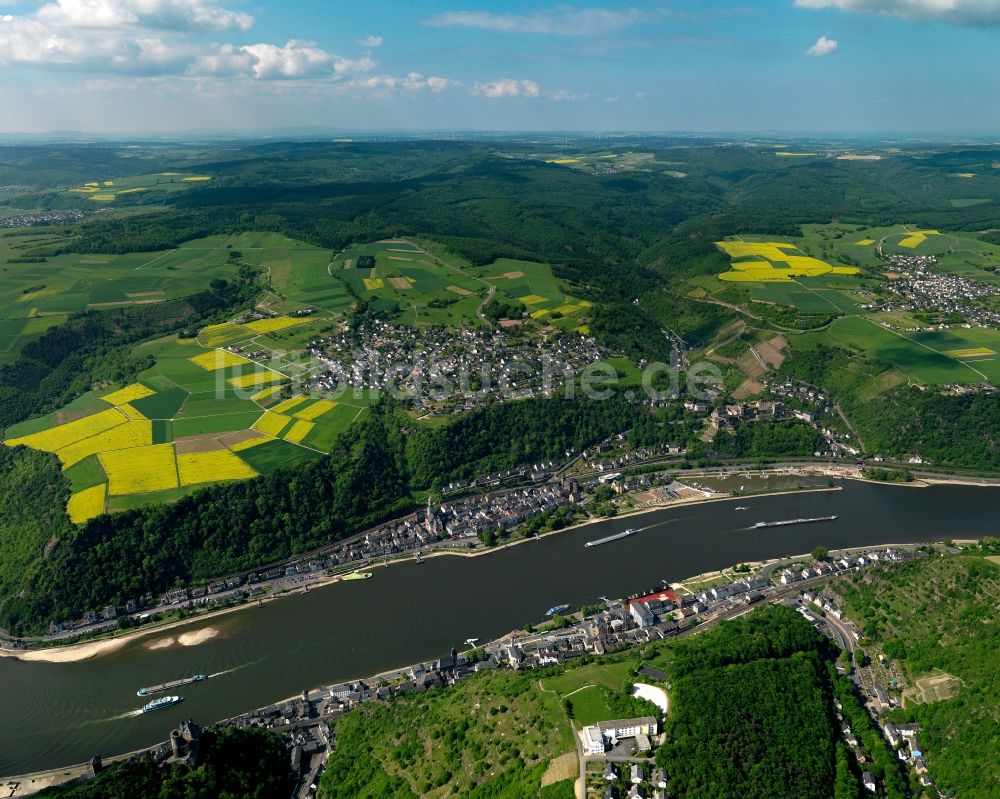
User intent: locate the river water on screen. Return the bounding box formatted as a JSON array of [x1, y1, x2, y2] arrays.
[[1, 480, 997, 775]]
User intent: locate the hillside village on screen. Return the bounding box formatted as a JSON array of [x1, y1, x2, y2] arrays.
[[305, 320, 610, 413]]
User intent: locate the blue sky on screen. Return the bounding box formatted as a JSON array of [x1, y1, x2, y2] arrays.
[[0, 0, 998, 133]]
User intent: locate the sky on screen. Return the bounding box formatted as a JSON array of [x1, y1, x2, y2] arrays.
[[0, 0, 999, 134]]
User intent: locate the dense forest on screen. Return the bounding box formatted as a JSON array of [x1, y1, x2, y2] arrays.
[[35, 726, 291, 798], [657, 606, 859, 799], [713, 419, 826, 459]]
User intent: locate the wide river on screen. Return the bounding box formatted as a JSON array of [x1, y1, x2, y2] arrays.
[[2, 480, 998, 775]]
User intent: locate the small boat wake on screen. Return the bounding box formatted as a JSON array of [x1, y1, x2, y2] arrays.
[[84, 708, 143, 725], [207, 660, 259, 680]]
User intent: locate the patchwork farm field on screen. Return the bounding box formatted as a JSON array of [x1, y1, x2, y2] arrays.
[[2, 319, 374, 522], [0, 232, 595, 522], [703, 224, 1000, 391], [63, 171, 214, 205], [0, 231, 247, 363], [321, 239, 593, 332], [715, 238, 861, 282]]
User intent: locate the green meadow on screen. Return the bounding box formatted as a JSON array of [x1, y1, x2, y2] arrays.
[[795, 316, 992, 384]]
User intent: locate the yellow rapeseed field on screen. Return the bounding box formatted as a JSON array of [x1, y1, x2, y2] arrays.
[[5, 408, 126, 453], [898, 230, 941, 248], [945, 347, 995, 358], [283, 420, 314, 444], [227, 372, 286, 389], [183, 176, 212, 181], [189, 350, 252, 371], [118, 403, 147, 421], [518, 294, 549, 306], [715, 240, 861, 282], [554, 303, 583, 316], [99, 443, 178, 496], [243, 316, 307, 334], [295, 399, 336, 421], [177, 450, 257, 486], [855, 239, 875, 246], [271, 396, 309, 414], [716, 241, 797, 260], [230, 437, 269, 452], [363, 278, 385, 291], [199, 323, 250, 347], [67, 485, 107, 524], [253, 412, 292, 437], [101, 383, 155, 406], [531, 309, 550, 319], [56, 420, 153, 468], [251, 385, 285, 402]]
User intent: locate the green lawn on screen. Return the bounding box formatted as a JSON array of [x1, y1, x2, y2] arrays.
[[131, 387, 189, 419], [173, 390, 261, 418], [301, 404, 367, 451], [565, 685, 616, 727], [238, 439, 324, 474], [170, 411, 263, 438], [63, 454, 107, 491], [540, 659, 638, 695]]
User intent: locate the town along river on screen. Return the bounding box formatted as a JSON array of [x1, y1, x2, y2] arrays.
[[2, 480, 998, 775]]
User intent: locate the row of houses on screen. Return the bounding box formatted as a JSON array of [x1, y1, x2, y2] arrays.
[[779, 548, 923, 589], [598, 762, 671, 799], [427, 481, 581, 539]]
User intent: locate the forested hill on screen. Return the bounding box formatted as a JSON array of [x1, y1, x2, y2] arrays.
[[657, 606, 889, 799], [1, 394, 668, 633]]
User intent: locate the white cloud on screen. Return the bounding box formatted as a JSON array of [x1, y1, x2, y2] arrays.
[[794, 0, 1000, 26], [332, 54, 376, 77], [806, 35, 839, 56], [36, 0, 252, 32], [241, 41, 333, 80], [403, 72, 459, 92], [0, 0, 252, 69], [470, 78, 541, 98], [0, 0, 462, 99], [423, 6, 664, 36], [334, 72, 458, 98], [357, 34, 383, 48], [546, 89, 589, 101]]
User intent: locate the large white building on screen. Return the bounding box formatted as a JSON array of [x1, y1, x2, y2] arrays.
[[582, 717, 659, 755]]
